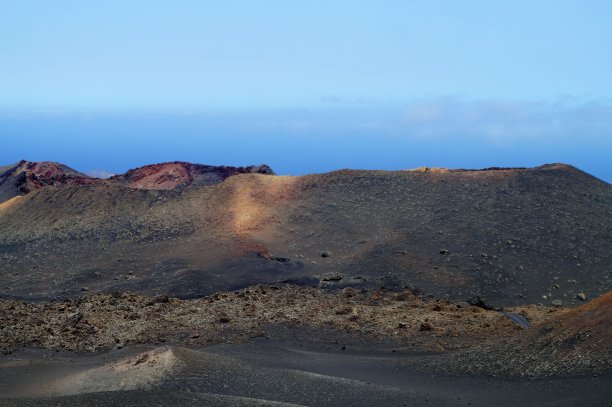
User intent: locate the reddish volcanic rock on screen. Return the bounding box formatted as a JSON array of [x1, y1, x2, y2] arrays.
[[0, 160, 276, 200], [108, 161, 275, 190], [0, 160, 94, 201]]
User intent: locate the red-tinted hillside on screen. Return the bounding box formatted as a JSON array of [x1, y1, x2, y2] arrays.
[[0, 160, 94, 202], [107, 161, 274, 190]]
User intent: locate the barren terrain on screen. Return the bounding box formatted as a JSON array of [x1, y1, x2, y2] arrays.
[[0, 160, 610, 405], [0, 161, 610, 306]]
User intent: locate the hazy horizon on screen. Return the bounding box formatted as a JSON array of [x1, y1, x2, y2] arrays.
[[1, 1, 610, 181]]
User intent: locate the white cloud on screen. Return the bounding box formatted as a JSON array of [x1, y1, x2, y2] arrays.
[[399, 97, 612, 145]]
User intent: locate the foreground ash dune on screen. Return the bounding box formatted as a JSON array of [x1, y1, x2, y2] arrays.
[[1, 286, 611, 405], [0, 159, 610, 406], [2, 286, 610, 377], [0, 160, 610, 306]]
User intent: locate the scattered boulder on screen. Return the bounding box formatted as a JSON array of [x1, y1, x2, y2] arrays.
[[420, 322, 433, 332], [321, 251, 332, 258], [467, 295, 496, 310], [320, 273, 343, 282], [341, 287, 357, 298], [577, 292, 587, 301], [551, 299, 563, 307], [334, 305, 353, 315], [257, 252, 291, 263]]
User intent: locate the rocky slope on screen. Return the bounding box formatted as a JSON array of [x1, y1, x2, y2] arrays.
[[433, 291, 612, 377], [0, 160, 93, 202], [0, 162, 610, 307]]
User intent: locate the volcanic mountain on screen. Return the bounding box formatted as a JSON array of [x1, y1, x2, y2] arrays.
[[1, 159, 611, 405], [0, 160, 94, 202], [0, 160, 610, 307], [107, 161, 275, 190], [0, 160, 275, 199]]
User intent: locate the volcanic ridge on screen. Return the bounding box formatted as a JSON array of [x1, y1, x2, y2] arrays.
[[0, 159, 610, 406]]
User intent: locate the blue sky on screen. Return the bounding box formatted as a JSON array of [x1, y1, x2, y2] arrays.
[[0, 1, 611, 181]]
